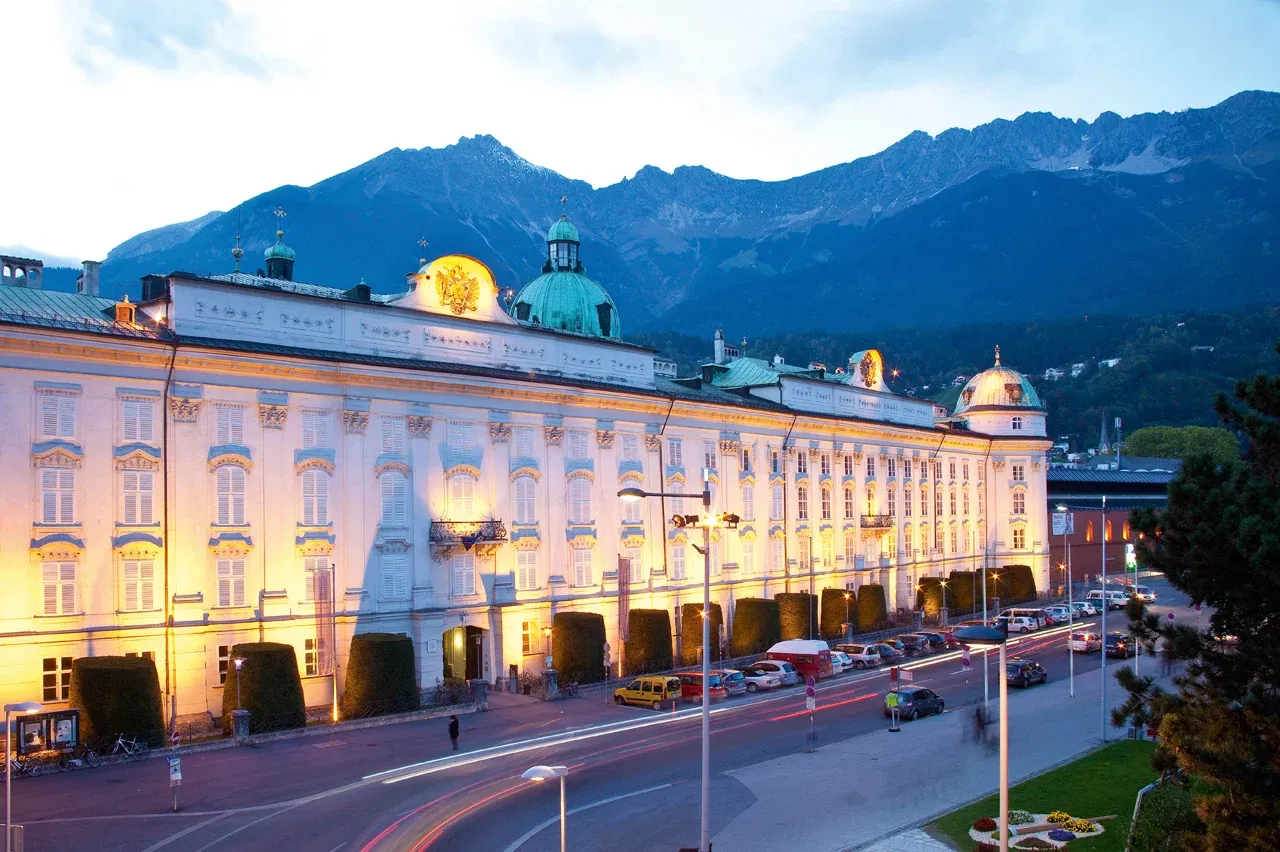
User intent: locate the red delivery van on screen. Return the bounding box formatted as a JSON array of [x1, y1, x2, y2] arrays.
[[764, 640, 834, 680]]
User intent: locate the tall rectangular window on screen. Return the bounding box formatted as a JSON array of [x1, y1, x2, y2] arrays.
[[447, 421, 473, 456], [569, 478, 592, 524], [572, 549, 593, 586], [218, 645, 230, 684], [949, 461, 957, 480], [671, 544, 686, 581], [625, 546, 643, 583], [933, 461, 943, 481], [305, 638, 320, 676], [935, 490, 943, 517], [621, 433, 640, 461], [741, 485, 755, 522], [381, 553, 408, 599], [301, 411, 328, 449], [122, 398, 155, 443], [904, 459, 912, 479], [301, 470, 329, 525], [381, 416, 407, 455], [304, 555, 331, 603], [1012, 528, 1026, 550], [772, 450, 781, 475], [216, 558, 245, 607], [796, 452, 807, 474], [887, 458, 896, 478], [920, 486, 929, 517], [866, 455, 875, 478], [122, 470, 154, 525], [904, 486, 913, 517], [623, 495, 642, 524], [516, 550, 538, 591], [799, 537, 811, 571], [843, 486, 855, 518], [452, 552, 476, 596], [703, 441, 717, 470], [1012, 464, 1025, 482], [1012, 491, 1026, 514], [380, 472, 408, 526], [843, 454, 854, 476], [820, 454, 831, 476], [122, 558, 155, 611], [963, 463, 970, 481], [42, 561, 76, 615], [42, 656, 73, 702], [844, 535, 856, 566], [741, 540, 755, 575], [40, 393, 77, 440], [566, 429, 589, 460], [668, 439, 683, 468], [215, 406, 244, 445], [821, 537, 834, 568], [796, 485, 808, 520], [741, 448, 751, 472], [771, 539, 784, 573], [515, 476, 537, 525], [215, 465, 246, 525], [949, 490, 957, 515], [709, 539, 721, 575], [821, 487, 832, 520], [514, 426, 536, 458], [41, 468, 75, 524], [770, 485, 783, 521], [963, 489, 970, 515], [521, 620, 539, 656], [449, 474, 476, 518], [887, 486, 896, 518]]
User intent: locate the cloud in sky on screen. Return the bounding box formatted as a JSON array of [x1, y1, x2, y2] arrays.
[[4, 0, 1279, 260]]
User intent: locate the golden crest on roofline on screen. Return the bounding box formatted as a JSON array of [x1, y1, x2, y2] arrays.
[[859, 351, 880, 388], [435, 263, 480, 315]]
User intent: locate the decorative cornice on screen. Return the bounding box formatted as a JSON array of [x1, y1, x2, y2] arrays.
[[294, 448, 336, 475], [444, 463, 481, 480], [407, 414, 432, 438], [374, 458, 413, 477], [343, 409, 369, 435], [596, 429, 615, 448], [566, 468, 596, 482], [510, 465, 542, 482], [208, 530, 254, 557], [31, 532, 85, 560], [618, 469, 644, 486], [33, 441, 84, 469], [566, 527, 597, 547], [665, 471, 686, 485], [719, 439, 741, 455], [739, 526, 757, 541], [511, 534, 542, 551], [169, 396, 202, 423], [208, 445, 252, 473], [738, 471, 757, 485], [544, 426, 564, 446], [113, 531, 164, 558], [295, 528, 336, 556], [489, 421, 513, 443], [644, 434, 662, 452]]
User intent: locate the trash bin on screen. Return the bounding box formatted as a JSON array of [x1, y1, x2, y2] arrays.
[[231, 709, 250, 744], [469, 679, 489, 711]]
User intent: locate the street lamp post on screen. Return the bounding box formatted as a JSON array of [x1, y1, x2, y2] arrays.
[[955, 625, 1010, 852], [522, 765, 569, 852], [233, 657, 246, 710], [5, 700, 43, 852], [620, 470, 735, 852], [1055, 504, 1075, 698], [1100, 495, 1108, 743], [843, 592, 852, 642]]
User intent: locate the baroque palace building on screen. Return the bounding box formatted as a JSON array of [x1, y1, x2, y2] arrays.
[[0, 223, 1049, 724]]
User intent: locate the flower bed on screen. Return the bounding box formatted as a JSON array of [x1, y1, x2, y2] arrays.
[[968, 812, 1104, 849]]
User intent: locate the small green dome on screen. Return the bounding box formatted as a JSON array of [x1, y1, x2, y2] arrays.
[[264, 230, 295, 261], [511, 270, 620, 340], [547, 215, 580, 243]]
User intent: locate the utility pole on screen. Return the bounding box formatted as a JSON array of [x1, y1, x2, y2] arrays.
[[1100, 495, 1108, 742]]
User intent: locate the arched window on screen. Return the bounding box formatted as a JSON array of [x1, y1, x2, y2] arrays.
[[865, 486, 876, 515], [569, 478, 592, 524], [1086, 520, 1094, 542], [301, 469, 329, 525], [742, 484, 755, 522], [796, 484, 809, 520], [770, 484, 783, 521], [949, 489, 957, 516], [843, 486, 854, 518], [515, 476, 537, 525], [920, 484, 929, 516], [216, 465, 246, 525], [963, 488, 970, 515], [623, 490, 643, 524], [887, 484, 897, 517], [379, 471, 407, 525], [1122, 521, 1131, 540], [904, 485, 913, 517], [449, 473, 475, 518], [820, 486, 832, 520], [1105, 519, 1113, 542]]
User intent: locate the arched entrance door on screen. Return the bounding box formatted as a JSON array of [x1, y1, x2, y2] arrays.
[[443, 625, 485, 681]]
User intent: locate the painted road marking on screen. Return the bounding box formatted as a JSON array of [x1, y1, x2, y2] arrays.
[[502, 783, 673, 852]]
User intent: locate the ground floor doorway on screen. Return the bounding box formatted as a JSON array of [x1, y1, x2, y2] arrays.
[[443, 625, 485, 681]]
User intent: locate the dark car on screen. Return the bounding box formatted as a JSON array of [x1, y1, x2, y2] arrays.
[[934, 629, 964, 649], [882, 685, 945, 720], [893, 634, 929, 655], [916, 631, 950, 651], [875, 642, 905, 663], [1105, 633, 1135, 658], [1006, 659, 1048, 688]]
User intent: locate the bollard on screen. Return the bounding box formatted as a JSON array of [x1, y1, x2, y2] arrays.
[[231, 709, 250, 744]]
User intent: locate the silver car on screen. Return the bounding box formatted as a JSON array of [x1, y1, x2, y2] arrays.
[[744, 659, 800, 686], [730, 667, 780, 693]]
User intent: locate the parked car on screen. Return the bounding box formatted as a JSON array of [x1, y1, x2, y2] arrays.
[[734, 667, 781, 692], [1006, 659, 1048, 688], [893, 634, 929, 655], [999, 608, 1043, 627], [1002, 615, 1039, 634], [1069, 631, 1102, 654], [614, 675, 682, 710], [882, 685, 945, 720], [717, 669, 748, 696], [915, 631, 950, 651], [934, 629, 963, 649], [834, 643, 882, 668], [677, 671, 729, 702], [830, 651, 854, 674], [1130, 585, 1157, 603], [1104, 633, 1135, 658], [959, 619, 988, 628], [874, 643, 905, 664], [1071, 601, 1099, 618], [1043, 605, 1073, 623], [1087, 589, 1130, 610], [764, 640, 835, 680], [743, 659, 800, 686]]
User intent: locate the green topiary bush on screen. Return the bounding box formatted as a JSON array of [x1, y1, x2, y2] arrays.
[[552, 611, 607, 683], [948, 570, 978, 614], [340, 633, 419, 720], [220, 642, 306, 735], [1004, 564, 1037, 602], [777, 592, 818, 640], [856, 584, 889, 630], [623, 609, 673, 675], [916, 577, 945, 618], [680, 603, 723, 665], [820, 588, 854, 640], [69, 656, 165, 747], [730, 598, 780, 656]]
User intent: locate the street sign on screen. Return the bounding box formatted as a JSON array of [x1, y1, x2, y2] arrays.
[[1052, 512, 1075, 536], [1125, 543, 1137, 569], [889, 666, 898, 683], [899, 668, 913, 682], [805, 696, 816, 711], [805, 685, 816, 698], [805, 675, 816, 688], [544, 655, 553, 668], [168, 756, 182, 787], [1167, 612, 1175, 621], [960, 646, 972, 670]]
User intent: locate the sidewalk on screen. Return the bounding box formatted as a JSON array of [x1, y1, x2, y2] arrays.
[[712, 662, 1148, 852]]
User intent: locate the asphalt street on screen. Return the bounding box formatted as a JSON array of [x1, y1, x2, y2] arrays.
[[12, 575, 1194, 852]]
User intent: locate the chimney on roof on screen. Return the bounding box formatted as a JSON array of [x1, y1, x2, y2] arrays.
[[774, 354, 785, 367], [114, 294, 137, 326], [77, 260, 101, 296], [714, 329, 726, 365]]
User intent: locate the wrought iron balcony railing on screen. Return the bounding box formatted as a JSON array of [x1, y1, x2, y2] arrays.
[[429, 520, 507, 550], [861, 514, 893, 528]]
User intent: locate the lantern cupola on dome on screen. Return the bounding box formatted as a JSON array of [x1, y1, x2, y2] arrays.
[[510, 212, 621, 340]]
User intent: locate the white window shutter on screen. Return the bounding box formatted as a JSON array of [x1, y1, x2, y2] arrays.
[[60, 563, 75, 613], [40, 395, 58, 438], [140, 560, 154, 610], [123, 400, 138, 441], [315, 473, 328, 524], [139, 472, 153, 524], [302, 471, 316, 525], [43, 563, 58, 615], [124, 561, 138, 611], [138, 401, 154, 442], [232, 559, 245, 606], [59, 470, 74, 523]]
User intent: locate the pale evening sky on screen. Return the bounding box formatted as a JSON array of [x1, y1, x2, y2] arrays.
[[3, 0, 1280, 263]]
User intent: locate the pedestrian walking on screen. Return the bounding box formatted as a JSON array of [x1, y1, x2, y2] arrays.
[[448, 714, 460, 751]]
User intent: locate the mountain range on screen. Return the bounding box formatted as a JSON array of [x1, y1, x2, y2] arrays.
[[64, 90, 1280, 337]]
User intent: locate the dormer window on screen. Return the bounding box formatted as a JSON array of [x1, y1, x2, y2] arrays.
[[1011, 416, 1023, 431]]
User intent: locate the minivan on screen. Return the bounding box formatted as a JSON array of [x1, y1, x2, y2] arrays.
[[998, 608, 1043, 627], [834, 643, 882, 669], [613, 676, 682, 710], [764, 640, 834, 680]]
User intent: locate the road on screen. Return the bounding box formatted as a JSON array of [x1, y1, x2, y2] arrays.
[[13, 576, 1193, 852]]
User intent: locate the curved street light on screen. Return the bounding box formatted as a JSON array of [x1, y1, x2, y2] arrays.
[[522, 765, 569, 852], [955, 624, 1010, 852], [6, 700, 44, 852]]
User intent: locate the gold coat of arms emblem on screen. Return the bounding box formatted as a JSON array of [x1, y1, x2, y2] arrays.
[[859, 352, 880, 388], [435, 263, 480, 315]]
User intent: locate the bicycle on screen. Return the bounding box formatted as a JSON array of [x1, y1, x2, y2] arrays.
[[556, 681, 580, 700], [107, 733, 150, 762], [4, 753, 50, 778], [57, 744, 101, 771]]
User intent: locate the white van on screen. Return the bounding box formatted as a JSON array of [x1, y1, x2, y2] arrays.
[[1086, 589, 1130, 610], [998, 608, 1043, 627], [1131, 585, 1156, 603]]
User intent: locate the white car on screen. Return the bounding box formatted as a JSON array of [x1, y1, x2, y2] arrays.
[[1071, 601, 1099, 617], [834, 643, 882, 669], [830, 651, 853, 673], [1001, 615, 1038, 634], [731, 667, 780, 693], [1069, 631, 1102, 653], [1043, 605, 1073, 622], [1131, 585, 1157, 603]]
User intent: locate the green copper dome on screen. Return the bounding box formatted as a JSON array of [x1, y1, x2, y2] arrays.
[[264, 230, 295, 261], [547, 215, 580, 243], [511, 270, 621, 340]]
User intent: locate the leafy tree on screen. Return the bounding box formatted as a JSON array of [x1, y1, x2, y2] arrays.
[[1118, 346, 1280, 851], [1124, 425, 1240, 466]]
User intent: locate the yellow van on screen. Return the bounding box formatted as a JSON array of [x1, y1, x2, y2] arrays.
[[613, 675, 682, 710]]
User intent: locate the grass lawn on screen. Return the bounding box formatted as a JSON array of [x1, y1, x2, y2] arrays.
[[931, 740, 1158, 851]]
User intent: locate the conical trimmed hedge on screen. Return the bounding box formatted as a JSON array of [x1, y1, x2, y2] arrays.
[[221, 642, 306, 734], [69, 656, 164, 747], [856, 584, 888, 630], [916, 577, 945, 619], [623, 609, 673, 675], [680, 602, 723, 665], [820, 588, 854, 640], [1004, 564, 1037, 601], [730, 598, 780, 656], [552, 611, 608, 683], [341, 633, 419, 720], [777, 592, 818, 640]]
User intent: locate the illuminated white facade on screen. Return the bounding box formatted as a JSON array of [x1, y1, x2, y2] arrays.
[[0, 225, 1049, 725]]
